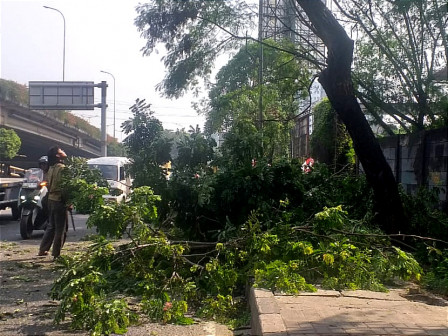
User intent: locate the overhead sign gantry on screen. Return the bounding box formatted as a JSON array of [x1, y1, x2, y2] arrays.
[[28, 81, 108, 156]]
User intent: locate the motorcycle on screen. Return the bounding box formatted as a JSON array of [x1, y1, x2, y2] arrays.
[[18, 168, 48, 239]]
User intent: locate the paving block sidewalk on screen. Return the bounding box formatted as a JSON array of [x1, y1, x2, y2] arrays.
[[250, 287, 448, 335]]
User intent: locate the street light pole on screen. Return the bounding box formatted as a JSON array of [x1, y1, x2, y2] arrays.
[[100, 70, 116, 139], [43, 6, 66, 81]]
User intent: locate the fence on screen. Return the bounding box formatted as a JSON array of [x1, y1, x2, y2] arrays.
[[377, 127, 448, 211]]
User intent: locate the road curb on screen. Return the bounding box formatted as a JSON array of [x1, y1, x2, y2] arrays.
[[249, 287, 286, 336]]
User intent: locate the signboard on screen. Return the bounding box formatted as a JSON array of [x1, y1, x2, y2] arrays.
[[29, 81, 95, 110]]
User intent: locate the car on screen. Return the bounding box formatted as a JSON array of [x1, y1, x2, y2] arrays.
[[87, 157, 132, 203]]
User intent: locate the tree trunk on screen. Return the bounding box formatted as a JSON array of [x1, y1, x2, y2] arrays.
[[297, 0, 405, 233]]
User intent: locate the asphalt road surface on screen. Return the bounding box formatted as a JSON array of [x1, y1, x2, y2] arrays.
[[0, 208, 94, 242]]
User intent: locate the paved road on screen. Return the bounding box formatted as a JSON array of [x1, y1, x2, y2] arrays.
[[0, 209, 93, 242]]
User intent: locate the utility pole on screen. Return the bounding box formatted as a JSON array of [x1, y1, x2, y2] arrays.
[[100, 70, 116, 139], [258, 0, 264, 133], [43, 6, 66, 81], [99, 81, 108, 156]]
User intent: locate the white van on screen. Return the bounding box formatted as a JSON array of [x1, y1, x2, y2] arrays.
[[87, 157, 132, 203]]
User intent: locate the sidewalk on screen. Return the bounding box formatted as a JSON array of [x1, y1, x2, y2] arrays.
[[250, 287, 448, 335]]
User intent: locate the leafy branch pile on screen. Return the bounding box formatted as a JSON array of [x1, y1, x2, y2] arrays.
[[51, 182, 424, 335]]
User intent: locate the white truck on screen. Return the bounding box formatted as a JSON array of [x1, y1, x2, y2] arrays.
[[0, 164, 25, 219], [87, 157, 132, 203]]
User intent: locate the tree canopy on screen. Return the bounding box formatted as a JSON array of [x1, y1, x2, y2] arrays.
[[135, 0, 257, 99], [203, 39, 310, 161], [122, 99, 172, 192], [0, 128, 21, 161], [135, 0, 447, 133], [335, 0, 448, 133]]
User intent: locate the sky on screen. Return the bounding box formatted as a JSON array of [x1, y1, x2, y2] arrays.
[[1, 0, 207, 141]]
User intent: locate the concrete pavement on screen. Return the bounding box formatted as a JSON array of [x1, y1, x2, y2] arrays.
[[250, 287, 448, 335]]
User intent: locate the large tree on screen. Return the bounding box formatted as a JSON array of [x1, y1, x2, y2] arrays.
[[295, 0, 405, 232], [203, 39, 310, 161], [0, 128, 21, 162], [134, 0, 405, 232], [335, 0, 447, 134], [122, 99, 172, 193]]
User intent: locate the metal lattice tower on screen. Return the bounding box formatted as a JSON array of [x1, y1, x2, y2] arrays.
[[259, 0, 336, 60], [259, 0, 296, 41], [259, 0, 339, 158]]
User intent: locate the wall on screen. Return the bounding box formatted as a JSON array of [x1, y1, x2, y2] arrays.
[[377, 128, 448, 210]]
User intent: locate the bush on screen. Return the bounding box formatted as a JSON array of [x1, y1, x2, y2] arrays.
[[401, 186, 448, 241], [400, 186, 448, 296]]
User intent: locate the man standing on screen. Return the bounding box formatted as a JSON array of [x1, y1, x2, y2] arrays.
[[38, 146, 69, 260]]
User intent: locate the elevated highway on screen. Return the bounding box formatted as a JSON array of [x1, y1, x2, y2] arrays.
[[0, 99, 102, 168]]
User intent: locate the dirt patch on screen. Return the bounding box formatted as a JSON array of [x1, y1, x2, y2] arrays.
[[0, 235, 237, 336], [0, 240, 89, 335]]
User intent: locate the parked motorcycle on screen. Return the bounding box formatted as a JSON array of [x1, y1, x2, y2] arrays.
[[18, 168, 48, 239]]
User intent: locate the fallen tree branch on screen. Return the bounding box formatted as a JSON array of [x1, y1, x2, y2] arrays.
[[331, 229, 448, 245]]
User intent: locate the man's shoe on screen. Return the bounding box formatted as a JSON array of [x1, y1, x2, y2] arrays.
[[37, 251, 48, 256]]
